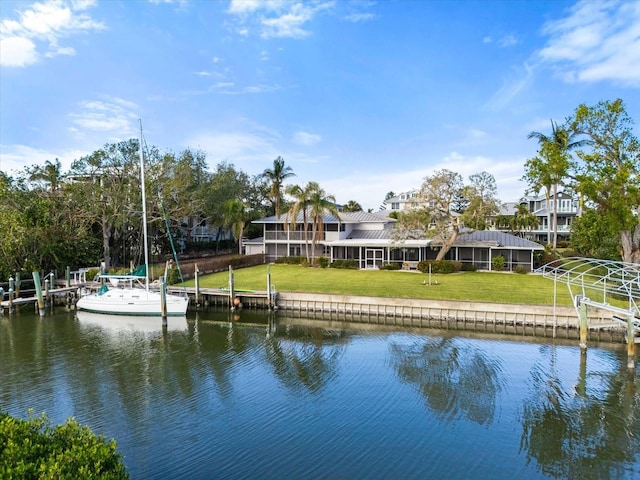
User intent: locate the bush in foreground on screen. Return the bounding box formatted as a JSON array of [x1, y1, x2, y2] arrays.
[[0, 410, 129, 479], [417, 260, 462, 274]]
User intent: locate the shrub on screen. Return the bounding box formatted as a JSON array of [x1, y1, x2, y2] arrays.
[[514, 265, 528, 274], [379, 262, 401, 270], [317, 257, 329, 268], [417, 260, 462, 274], [492, 255, 505, 271], [0, 410, 129, 479], [274, 256, 305, 265], [460, 263, 477, 272], [166, 267, 182, 285], [330, 259, 359, 269]]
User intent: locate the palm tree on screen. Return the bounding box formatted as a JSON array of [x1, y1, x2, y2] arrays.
[[223, 199, 248, 254], [285, 183, 311, 260], [306, 182, 340, 264], [261, 156, 295, 217], [526, 120, 587, 249], [342, 200, 363, 212], [29, 159, 63, 193]]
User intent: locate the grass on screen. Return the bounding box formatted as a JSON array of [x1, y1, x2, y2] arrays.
[[182, 264, 578, 306]]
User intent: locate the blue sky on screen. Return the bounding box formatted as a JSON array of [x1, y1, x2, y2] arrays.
[[1, 0, 639, 211]]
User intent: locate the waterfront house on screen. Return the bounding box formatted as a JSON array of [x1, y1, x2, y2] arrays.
[[493, 191, 579, 244], [249, 210, 543, 272]]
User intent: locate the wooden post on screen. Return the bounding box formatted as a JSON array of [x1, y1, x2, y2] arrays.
[[228, 265, 235, 310], [66, 266, 71, 288], [160, 275, 167, 327], [8, 287, 14, 314], [32, 272, 46, 317], [578, 296, 588, 350], [14, 273, 21, 297], [266, 265, 272, 310], [628, 313, 636, 370], [194, 264, 200, 307], [45, 278, 50, 309]]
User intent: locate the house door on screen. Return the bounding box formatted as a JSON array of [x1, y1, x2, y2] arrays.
[[365, 248, 384, 269]]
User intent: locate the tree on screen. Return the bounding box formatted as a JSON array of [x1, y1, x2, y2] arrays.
[[223, 199, 248, 254], [397, 169, 464, 261], [526, 120, 586, 249], [261, 156, 296, 217], [342, 200, 363, 212], [0, 410, 128, 479], [26, 159, 63, 193], [570, 99, 640, 263], [285, 183, 312, 260], [460, 171, 500, 230], [306, 182, 340, 264]]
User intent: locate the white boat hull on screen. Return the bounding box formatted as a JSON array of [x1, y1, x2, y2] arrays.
[[76, 310, 188, 333], [76, 287, 189, 316]]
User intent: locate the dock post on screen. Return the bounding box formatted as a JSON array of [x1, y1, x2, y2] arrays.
[[229, 265, 235, 310], [195, 264, 200, 307], [160, 275, 167, 327], [8, 288, 14, 314], [578, 296, 588, 350], [267, 266, 272, 310], [14, 273, 21, 297], [66, 266, 71, 288], [627, 313, 636, 370], [32, 272, 46, 317], [45, 278, 50, 309]]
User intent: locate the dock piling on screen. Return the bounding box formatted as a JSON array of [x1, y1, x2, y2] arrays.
[[32, 271, 46, 317], [160, 275, 167, 327]]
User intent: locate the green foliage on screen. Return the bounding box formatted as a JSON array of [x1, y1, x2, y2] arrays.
[[274, 256, 305, 265], [492, 255, 505, 271], [417, 260, 462, 274], [379, 262, 401, 270], [330, 259, 358, 269], [570, 209, 621, 260], [0, 410, 129, 479], [514, 265, 528, 274], [460, 263, 477, 272], [317, 257, 329, 268], [166, 267, 182, 285]]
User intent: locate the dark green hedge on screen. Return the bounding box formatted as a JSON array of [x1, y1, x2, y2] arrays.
[[417, 260, 462, 274], [0, 411, 129, 479]]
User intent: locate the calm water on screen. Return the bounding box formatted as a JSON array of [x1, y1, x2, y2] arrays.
[[1, 307, 639, 480]]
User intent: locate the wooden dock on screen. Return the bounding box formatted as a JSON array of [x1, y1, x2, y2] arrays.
[[167, 286, 277, 309], [1, 286, 82, 313]]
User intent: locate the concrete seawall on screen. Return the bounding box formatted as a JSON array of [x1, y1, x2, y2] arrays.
[[275, 292, 626, 343]]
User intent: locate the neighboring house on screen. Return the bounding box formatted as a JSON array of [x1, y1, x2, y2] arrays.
[[494, 191, 579, 244], [383, 190, 423, 211], [251, 210, 543, 272]]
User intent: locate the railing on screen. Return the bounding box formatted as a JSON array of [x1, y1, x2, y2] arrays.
[[265, 231, 323, 241]]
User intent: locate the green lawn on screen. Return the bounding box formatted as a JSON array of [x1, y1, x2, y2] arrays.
[[183, 264, 579, 306]]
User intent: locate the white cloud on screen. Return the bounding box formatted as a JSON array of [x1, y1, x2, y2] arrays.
[[0, 0, 105, 67], [538, 0, 640, 87], [225, 0, 336, 39], [292, 131, 321, 146], [486, 62, 535, 111], [0, 144, 86, 175], [68, 98, 140, 137], [497, 34, 518, 47], [0, 36, 38, 66], [344, 13, 375, 22]]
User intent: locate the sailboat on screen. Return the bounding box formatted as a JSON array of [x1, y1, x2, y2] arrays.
[[76, 123, 189, 316]]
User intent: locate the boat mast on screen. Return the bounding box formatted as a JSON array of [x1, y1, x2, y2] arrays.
[[139, 120, 150, 291]]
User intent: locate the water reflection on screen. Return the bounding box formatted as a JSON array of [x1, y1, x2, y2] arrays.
[[389, 335, 504, 425], [521, 346, 640, 479], [1, 308, 638, 479]]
